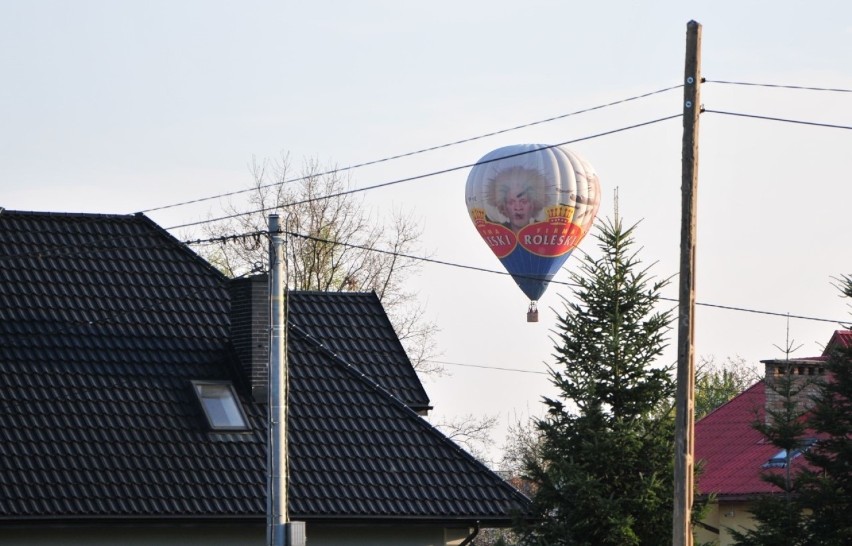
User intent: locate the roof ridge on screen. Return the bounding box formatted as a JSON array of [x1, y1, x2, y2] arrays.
[[289, 323, 419, 416], [0, 209, 227, 283], [0, 209, 137, 219], [287, 323, 531, 505], [286, 289, 430, 409], [132, 213, 228, 282]]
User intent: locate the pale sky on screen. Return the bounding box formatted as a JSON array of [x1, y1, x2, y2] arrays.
[[2, 0, 850, 466]]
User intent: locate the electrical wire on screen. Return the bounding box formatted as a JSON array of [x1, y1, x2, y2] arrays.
[[3, 98, 848, 332], [426, 359, 549, 375], [1, 216, 845, 328], [275, 230, 536, 279], [138, 84, 683, 215], [704, 109, 852, 131], [658, 297, 844, 324], [4, 80, 851, 381], [7, 104, 669, 267], [705, 79, 852, 94], [5, 112, 682, 257], [2, 223, 846, 387], [164, 113, 683, 231], [185, 229, 268, 247], [139, 78, 848, 217], [185, 227, 849, 326]]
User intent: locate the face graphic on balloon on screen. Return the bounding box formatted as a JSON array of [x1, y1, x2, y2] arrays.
[[465, 144, 600, 302], [491, 167, 547, 233], [503, 181, 533, 232]]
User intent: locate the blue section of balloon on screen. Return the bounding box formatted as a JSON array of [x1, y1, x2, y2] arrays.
[[500, 247, 574, 301]]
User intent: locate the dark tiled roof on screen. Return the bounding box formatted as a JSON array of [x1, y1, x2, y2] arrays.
[[0, 209, 528, 524], [288, 291, 431, 412], [287, 325, 526, 520]]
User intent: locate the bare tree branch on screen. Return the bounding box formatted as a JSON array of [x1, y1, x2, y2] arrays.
[[197, 154, 442, 375], [433, 413, 499, 462]]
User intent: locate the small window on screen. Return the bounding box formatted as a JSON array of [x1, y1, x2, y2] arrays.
[[192, 381, 249, 431], [763, 449, 791, 468], [762, 439, 817, 469]]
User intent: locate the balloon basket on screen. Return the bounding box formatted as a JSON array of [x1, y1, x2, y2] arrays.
[[527, 301, 539, 323]]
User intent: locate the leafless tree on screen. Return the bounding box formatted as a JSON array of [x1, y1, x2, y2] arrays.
[[499, 414, 543, 479], [198, 154, 441, 375], [433, 412, 500, 463]]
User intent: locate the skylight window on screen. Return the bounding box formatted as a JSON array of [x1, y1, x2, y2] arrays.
[[192, 381, 249, 431], [762, 439, 817, 469]]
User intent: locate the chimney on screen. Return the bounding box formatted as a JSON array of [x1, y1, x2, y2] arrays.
[[228, 275, 269, 403], [761, 357, 826, 425], [762, 330, 852, 424]]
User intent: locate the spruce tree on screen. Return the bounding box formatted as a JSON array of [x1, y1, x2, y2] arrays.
[[520, 216, 675, 546], [731, 274, 852, 546], [797, 275, 852, 545]]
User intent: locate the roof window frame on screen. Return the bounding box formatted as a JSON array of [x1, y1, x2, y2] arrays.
[[762, 438, 817, 469], [191, 380, 250, 431]]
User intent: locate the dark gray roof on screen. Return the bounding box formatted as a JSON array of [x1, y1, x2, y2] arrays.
[[0, 209, 529, 525], [287, 290, 431, 413]]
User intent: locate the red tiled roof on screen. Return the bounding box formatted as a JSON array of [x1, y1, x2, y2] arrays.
[[695, 380, 823, 499], [695, 381, 777, 497], [826, 330, 852, 353], [696, 330, 849, 499]]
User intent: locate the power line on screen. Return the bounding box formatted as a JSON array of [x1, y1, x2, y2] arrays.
[[426, 360, 550, 375], [281, 230, 537, 279], [4, 224, 845, 384], [137, 80, 849, 219], [3, 216, 845, 328], [658, 297, 844, 325], [134, 79, 851, 217], [138, 84, 683, 215], [165, 113, 683, 231], [184, 229, 268, 247], [185, 228, 849, 326], [705, 79, 852, 94], [704, 110, 852, 131], [184, 226, 557, 283]]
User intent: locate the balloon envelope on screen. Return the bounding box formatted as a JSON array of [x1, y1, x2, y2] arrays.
[[465, 144, 601, 301]]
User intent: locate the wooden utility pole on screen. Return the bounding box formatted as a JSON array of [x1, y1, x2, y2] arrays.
[[673, 20, 701, 546]]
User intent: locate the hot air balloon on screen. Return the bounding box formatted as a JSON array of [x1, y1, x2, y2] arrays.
[[465, 144, 601, 321]]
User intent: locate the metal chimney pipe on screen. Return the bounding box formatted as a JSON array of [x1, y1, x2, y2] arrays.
[[268, 214, 288, 546]]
